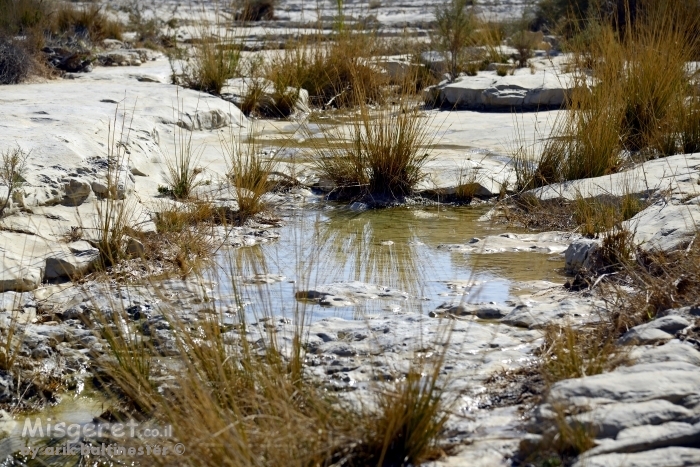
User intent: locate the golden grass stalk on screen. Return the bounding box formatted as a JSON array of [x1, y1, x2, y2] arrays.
[[96, 276, 451, 467], [265, 31, 388, 108]]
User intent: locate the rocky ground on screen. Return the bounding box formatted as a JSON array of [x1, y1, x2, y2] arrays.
[[1, 1, 700, 466]]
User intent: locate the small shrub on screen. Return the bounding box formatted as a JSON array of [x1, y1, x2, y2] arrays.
[[0, 145, 28, 216], [235, 0, 276, 21], [495, 64, 509, 76], [432, 0, 477, 79], [54, 3, 123, 42], [0, 36, 35, 84], [510, 30, 543, 68]]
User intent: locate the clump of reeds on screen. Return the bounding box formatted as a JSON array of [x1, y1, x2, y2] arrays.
[[95, 280, 451, 467], [94, 107, 136, 268], [309, 95, 434, 202], [219, 125, 276, 224], [264, 30, 388, 108], [173, 13, 241, 95], [517, 2, 699, 190], [161, 106, 205, 200]]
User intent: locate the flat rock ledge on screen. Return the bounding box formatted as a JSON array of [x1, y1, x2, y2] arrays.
[[425, 70, 576, 111], [524, 308, 700, 467]]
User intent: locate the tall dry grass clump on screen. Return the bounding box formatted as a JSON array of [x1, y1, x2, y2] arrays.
[[265, 31, 388, 108], [219, 125, 277, 224], [309, 95, 434, 202], [432, 0, 478, 80], [96, 280, 451, 467], [173, 13, 241, 95], [161, 106, 205, 200], [94, 109, 136, 268], [516, 2, 699, 190]]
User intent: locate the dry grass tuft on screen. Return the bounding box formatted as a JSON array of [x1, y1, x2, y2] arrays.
[[95, 285, 451, 467], [539, 324, 623, 384], [219, 125, 277, 224], [173, 14, 241, 95], [309, 96, 434, 202], [265, 31, 388, 109], [53, 3, 123, 42], [94, 108, 136, 268], [161, 107, 205, 200], [608, 239, 700, 334], [357, 362, 450, 466], [517, 3, 698, 190]]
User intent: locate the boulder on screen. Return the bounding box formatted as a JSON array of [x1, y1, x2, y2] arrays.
[[0, 258, 42, 292], [176, 109, 231, 131], [618, 316, 691, 345], [564, 238, 601, 274], [425, 70, 577, 110], [62, 178, 92, 206], [44, 245, 99, 280]]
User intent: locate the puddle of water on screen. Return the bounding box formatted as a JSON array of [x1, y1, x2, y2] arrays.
[[210, 205, 565, 321], [0, 380, 110, 459]]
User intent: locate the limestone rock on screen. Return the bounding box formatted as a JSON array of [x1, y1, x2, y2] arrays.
[[571, 400, 694, 440], [564, 238, 601, 274], [62, 178, 92, 206], [0, 258, 42, 292], [44, 246, 99, 280], [574, 447, 700, 467], [176, 109, 230, 131], [547, 361, 700, 409], [618, 316, 691, 345], [425, 70, 577, 110], [627, 202, 700, 252]]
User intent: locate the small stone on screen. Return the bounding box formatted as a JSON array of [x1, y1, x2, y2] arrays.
[[125, 237, 145, 257]]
